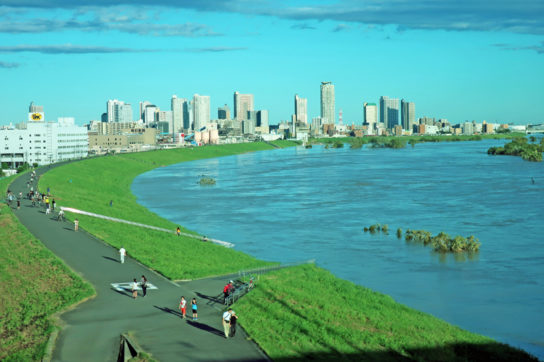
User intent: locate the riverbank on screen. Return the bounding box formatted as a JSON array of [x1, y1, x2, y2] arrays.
[[0, 174, 94, 361], [33, 141, 537, 360]]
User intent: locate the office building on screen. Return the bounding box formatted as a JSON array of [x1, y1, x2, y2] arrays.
[[143, 105, 157, 125], [192, 94, 210, 131], [28, 101, 44, 122], [218, 104, 231, 120], [320, 82, 335, 124], [363, 102, 377, 134], [401, 99, 415, 131], [380, 96, 399, 130], [295, 94, 308, 124], [107, 99, 133, 123], [171, 95, 189, 134], [234, 92, 254, 121], [0, 118, 88, 167], [139, 101, 151, 121]]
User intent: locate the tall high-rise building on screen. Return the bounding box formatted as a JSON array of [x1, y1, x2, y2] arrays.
[[143, 105, 157, 125], [380, 96, 400, 130], [107, 99, 133, 123], [295, 94, 308, 124], [401, 99, 415, 131], [218, 104, 231, 120], [139, 101, 151, 121], [192, 94, 210, 131], [171, 95, 188, 134], [234, 92, 254, 121], [364, 102, 377, 131], [320, 82, 335, 124], [257, 110, 269, 130]]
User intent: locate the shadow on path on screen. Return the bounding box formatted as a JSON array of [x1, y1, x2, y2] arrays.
[[111, 287, 133, 299], [187, 320, 224, 337], [102, 256, 119, 263], [154, 305, 182, 318], [196, 291, 223, 305]]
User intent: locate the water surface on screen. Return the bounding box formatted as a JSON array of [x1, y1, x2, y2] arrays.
[[132, 140, 544, 359]]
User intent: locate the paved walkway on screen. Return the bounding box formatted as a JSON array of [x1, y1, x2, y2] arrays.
[[10, 168, 268, 362]]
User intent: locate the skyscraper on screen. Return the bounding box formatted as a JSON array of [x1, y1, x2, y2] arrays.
[[139, 101, 151, 121], [295, 94, 308, 124], [257, 110, 269, 130], [107, 99, 132, 123], [401, 99, 415, 131], [380, 96, 400, 130], [363, 102, 377, 132], [234, 92, 254, 121], [192, 94, 210, 131], [320, 82, 335, 124], [171, 95, 188, 134]]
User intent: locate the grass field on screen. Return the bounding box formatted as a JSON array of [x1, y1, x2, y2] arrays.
[[234, 264, 536, 361], [38, 142, 298, 279], [0, 174, 94, 361]]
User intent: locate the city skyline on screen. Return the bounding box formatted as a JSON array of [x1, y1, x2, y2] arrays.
[[0, 1, 542, 125]]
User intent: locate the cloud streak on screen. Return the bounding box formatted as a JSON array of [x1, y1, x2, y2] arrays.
[[185, 46, 247, 53], [0, 44, 158, 54], [494, 41, 544, 54], [1, 0, 543, 36], [0, 61, 20, 68]]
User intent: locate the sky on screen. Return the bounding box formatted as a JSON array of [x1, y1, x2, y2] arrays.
[[0, 0, 543, 126]]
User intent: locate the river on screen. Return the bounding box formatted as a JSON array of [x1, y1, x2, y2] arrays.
[[132, 139, 544, 359]]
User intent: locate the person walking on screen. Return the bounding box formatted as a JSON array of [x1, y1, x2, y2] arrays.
[[223, 280, 234, 304], [179, 296, 187, 319], [230, 311, 238, 337], [191, 298, 198, 320], [74, 218, 79, 231], [222, 309, 232, 338], [140, 275, 148, 297], [119, 247, 126, 264], [17, 199, 20, 210], [176, 226, 181, 236], [51, 199, 56, 211], [131, 278, 138, 299]]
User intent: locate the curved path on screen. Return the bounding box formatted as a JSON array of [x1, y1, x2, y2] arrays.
[[11, 167, 267, 362]]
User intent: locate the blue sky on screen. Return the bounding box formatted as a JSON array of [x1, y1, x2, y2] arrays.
[[0, 0, 542, 125]]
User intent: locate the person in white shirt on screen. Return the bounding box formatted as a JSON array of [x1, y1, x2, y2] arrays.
[[222, 309, 232, 338], [119, 247, 126, 264], [131, 279, 138, 299]]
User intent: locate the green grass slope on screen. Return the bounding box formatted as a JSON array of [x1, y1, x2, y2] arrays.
[[234, 264, 536, 361], [38, 143, 298, 279], [0, 175, 94, 361]]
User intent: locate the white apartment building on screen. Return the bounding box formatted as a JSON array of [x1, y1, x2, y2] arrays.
[[0, 118, 88, 168]]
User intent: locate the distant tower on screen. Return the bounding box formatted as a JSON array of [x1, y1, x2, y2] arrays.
[[234, 91, 254, 121], [28, 101, 44, 122], [192, 94, 210, 131], [339, 109, 343, 125], [295, 94, 308, 124], [172, 95, 188, 134], [401, 99, 415, 131], [320, 82, 335, 124], [380, 96, 399, 130]]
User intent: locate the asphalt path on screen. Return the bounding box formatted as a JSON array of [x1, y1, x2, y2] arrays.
[[10, 167, 268, 362]]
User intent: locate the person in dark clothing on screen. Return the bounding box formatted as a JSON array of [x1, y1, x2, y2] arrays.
[[141, 275, 148, 297], [230, 311, 237, 337]]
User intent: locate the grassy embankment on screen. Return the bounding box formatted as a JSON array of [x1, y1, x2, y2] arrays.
[[38, 141, 298, 280], [38, 141, 536, 361], [234, 264, 536, 361], [0, 174, 94, 361]]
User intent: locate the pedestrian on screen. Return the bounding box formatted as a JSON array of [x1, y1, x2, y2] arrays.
[[119, 247, 126, 264], [58, 209, 65, 221], [230, 311, 238, 337], [223, 280, 234, 304], [140, 275, 148, 297], [74, 218, 79, 231], [191, 298, 198, 320], [131, 278, 138, 299], [179, 296, 187, 319], [52, 199, 56, 211], [17, 199, 20, 210], [109, 200, 113, 207], [222, 309, 232, 338], [176, 226, 181, 236]]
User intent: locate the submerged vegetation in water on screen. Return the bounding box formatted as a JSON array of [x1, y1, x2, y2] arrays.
[[488, 137, 543, 162], [199, 176, 216, 185]]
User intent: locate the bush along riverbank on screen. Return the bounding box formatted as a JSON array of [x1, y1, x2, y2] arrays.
[[488, 137, 543, 162], [35, 142, 537, 361], [0, 174, 94, 361], [313, 133, 525, 150]]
